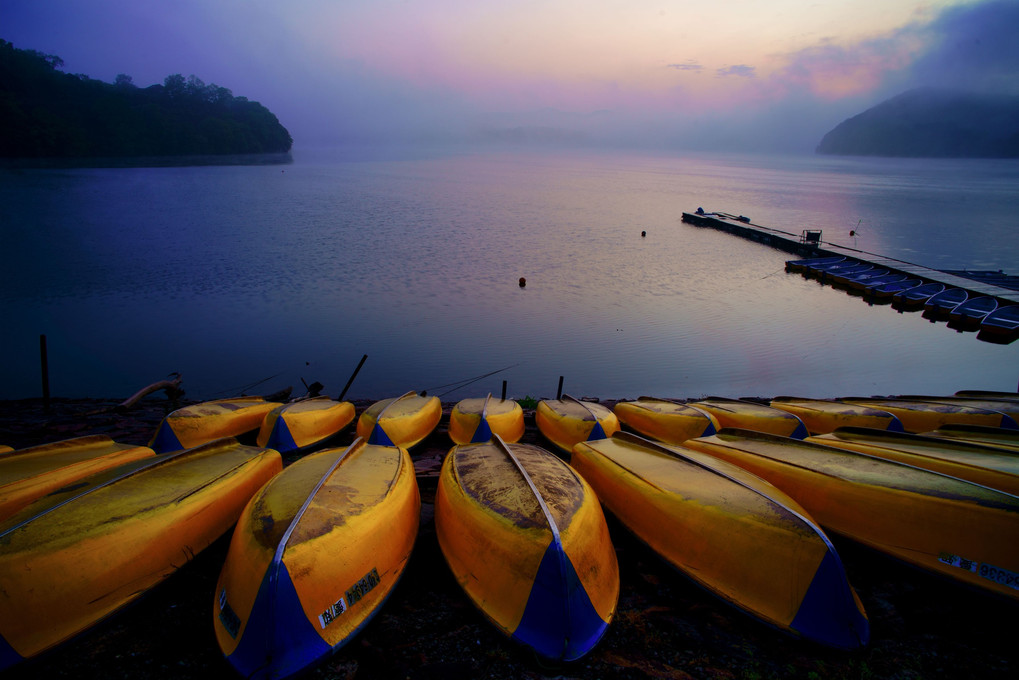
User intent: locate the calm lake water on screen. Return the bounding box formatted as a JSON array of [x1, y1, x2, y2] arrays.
[[2, 148, 1018, 401]]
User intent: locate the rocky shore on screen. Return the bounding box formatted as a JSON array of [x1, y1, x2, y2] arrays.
[[1, 396, 1015, 680]]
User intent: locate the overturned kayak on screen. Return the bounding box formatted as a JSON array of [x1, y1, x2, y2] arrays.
[[838, 397, 1015, 432], [921, 424, 1019, 452], [214, 438, 419, 680], [690, 397, 808, 439], [355, 391, 441, 448], [683, 430, 1019, 601], [0, 435, 154, 523], [808, 427, 1019, 496], [613, 397, 717, 445], [150, 396, 282, 453], [535, 395, 620, 454], [0, 439, 282, 670], [890, 395, 1019, 426], [256, 397, 356, 454], [449, 394, 525, 444], [435, 437, 618, 661], [571, 433, 869, 649], [769, 397, 903, 435]]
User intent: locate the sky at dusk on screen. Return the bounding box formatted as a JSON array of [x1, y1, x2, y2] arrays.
[[3, 0, 1018, 152]]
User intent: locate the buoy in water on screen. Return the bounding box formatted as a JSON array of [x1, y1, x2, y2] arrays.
[[641, 230, 646, 237], [519, 277, 526, 288]]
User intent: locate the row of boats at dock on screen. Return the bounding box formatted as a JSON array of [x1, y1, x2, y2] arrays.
[[3, 389, 1019, 677], [786, 255, 1019, 340]]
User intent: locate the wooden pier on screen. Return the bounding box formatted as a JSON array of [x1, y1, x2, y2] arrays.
[[682, 211, 1019, 306]]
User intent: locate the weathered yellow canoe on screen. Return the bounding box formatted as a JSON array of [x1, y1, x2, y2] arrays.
[[256, 397, 356, 454], [449, 394, 525, 444], [214, 438, 419, 679], [837, 398, 1012, 433], [0, 435, 154, 523], [150, 396, 282, 453], [613, 397, 717, 445], [571, 433, 869, 648], [768, 397, 903, 435], [921, 424, 1019, 452], [435, 436, 618, 661], [690, 397, 808, 439], [355, 391, 441, 448], [683, 430, 1019, 601], [808, 427, 1019, 496], [0, 439, 281, 670], [892, 395, 1019, 426], [535, 395, 620, 454]]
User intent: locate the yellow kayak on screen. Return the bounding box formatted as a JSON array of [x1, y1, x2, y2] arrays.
[[150, 396, 282, 453], [535, 396, 620, 454], [0, 439, 281, 670], [256, 397, 356, 454], [435, 437, 618, 661], [449, 394, 525, 444], [683, 430, 1019, 601], [808, 427, 1019, 496], [215, 438, 419, 679], [0, 435, 154, 523], [837, 398, 1013, 433], [571, 433, 869, 648], [613, 397, 717, 445], [690, 397, 808, 439], [768, 397, 903, 435], [355, 391, 441, 448], [892, 395, 1019, 425], [921, 424, 1019, 452]]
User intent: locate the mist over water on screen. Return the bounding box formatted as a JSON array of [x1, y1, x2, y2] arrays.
[[2, 149, 1017, 401]]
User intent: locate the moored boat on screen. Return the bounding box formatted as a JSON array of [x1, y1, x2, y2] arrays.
[[613, 397, 717, 445], [0, 435, 154, 523], [535, 395, 620, 454], [0, 439, 282, 670], [838, 397, 1013, 432], [807, 427, 1019, 496], [892, 282, 945, 309], [949, 296, 998, 327], [922, 287, 967, 318], [449, 394, 525, 444], [803, 258, 859, 279], [889, 395, 1019, 427], [150, 396, 282, 453], [828, 265, 878, 287], [921, 424, 1019, 452], [256, 397, 356, 454], [435, 437, 618, 661], [571, 433, 869, 649], [866, 278, 923, 301], [355, 391, 441, 448], [768, 397, 903, 435], [690, 397, 808, 439], [682, 429, 1019, 602], [214, 438, 419, 680], [851, 273, 907, 293], [785, 255, 844, 273], [979, 305, 1019, 337], [819, 263, 873, 283]]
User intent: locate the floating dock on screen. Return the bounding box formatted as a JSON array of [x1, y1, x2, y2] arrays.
[[682, 211, 1019, 306]]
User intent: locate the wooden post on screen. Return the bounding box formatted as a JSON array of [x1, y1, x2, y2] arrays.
[[40, 334, 50, 409], [338, 354, 368, 401], [556, 376, 564, 400], [501, 380, 507, 400]]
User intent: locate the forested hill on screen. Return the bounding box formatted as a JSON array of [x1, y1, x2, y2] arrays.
[[816, 88, 1019, 158], [0, 40, 293, 159]]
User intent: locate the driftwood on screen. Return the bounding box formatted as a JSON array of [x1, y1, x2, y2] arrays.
[[84, 373, 184, 415]]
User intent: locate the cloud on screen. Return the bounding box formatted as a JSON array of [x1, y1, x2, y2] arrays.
[[716, 65, 756, 78], [666, 61, 703, 72]]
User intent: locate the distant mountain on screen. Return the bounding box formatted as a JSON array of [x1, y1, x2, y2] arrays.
[[0, 40, 292, 159], [816, 88, 1019, 158]]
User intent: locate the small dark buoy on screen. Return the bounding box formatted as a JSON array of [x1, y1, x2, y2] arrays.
[[641, 230, 646, 237], [519, 277, 527, 288]]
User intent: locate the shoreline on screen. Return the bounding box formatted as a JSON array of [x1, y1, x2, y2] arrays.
[[1, 397, 1015, 680]]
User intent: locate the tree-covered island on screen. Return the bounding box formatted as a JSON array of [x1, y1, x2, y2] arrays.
[[0, 40, 293, 159]]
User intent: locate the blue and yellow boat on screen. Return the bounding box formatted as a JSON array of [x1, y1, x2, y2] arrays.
[[0, 439, 281, 671], [449, 394, 525, 444], [838, 397, 1015, 432], [535, 395, 620, 454], [435, 436, 618, 661], [214, 438, 419, 679], [613, 397, 717, 445], [571, 433, 869, 648], [256, 397, 356, 454], [150, 396, 282, 453], [355, 391, 441, 448], [690, 397, 809, 439], [768, 397, 903, 435]]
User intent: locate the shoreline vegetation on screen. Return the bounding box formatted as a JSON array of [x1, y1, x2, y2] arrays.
[[1, 396, 1014, 680], [0, 40, 293, 160]]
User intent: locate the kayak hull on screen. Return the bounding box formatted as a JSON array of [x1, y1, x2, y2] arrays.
[[256, 398, 355, 454], [150, 397, 281, 453], [535, 397, 620, 454], [449, 396, 525, 444], [355, 392, 441, 448], [768, 398, 903, 435], [613, 397, 717, 445]]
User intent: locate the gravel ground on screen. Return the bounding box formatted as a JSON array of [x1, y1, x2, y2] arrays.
[[1, 396, 1015, 680]]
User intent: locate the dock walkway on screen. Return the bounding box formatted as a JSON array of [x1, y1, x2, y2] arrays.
[[682, 211, 1019, 306]]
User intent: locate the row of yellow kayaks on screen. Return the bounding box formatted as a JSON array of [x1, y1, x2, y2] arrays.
[[2, 389, 1019, 678]]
